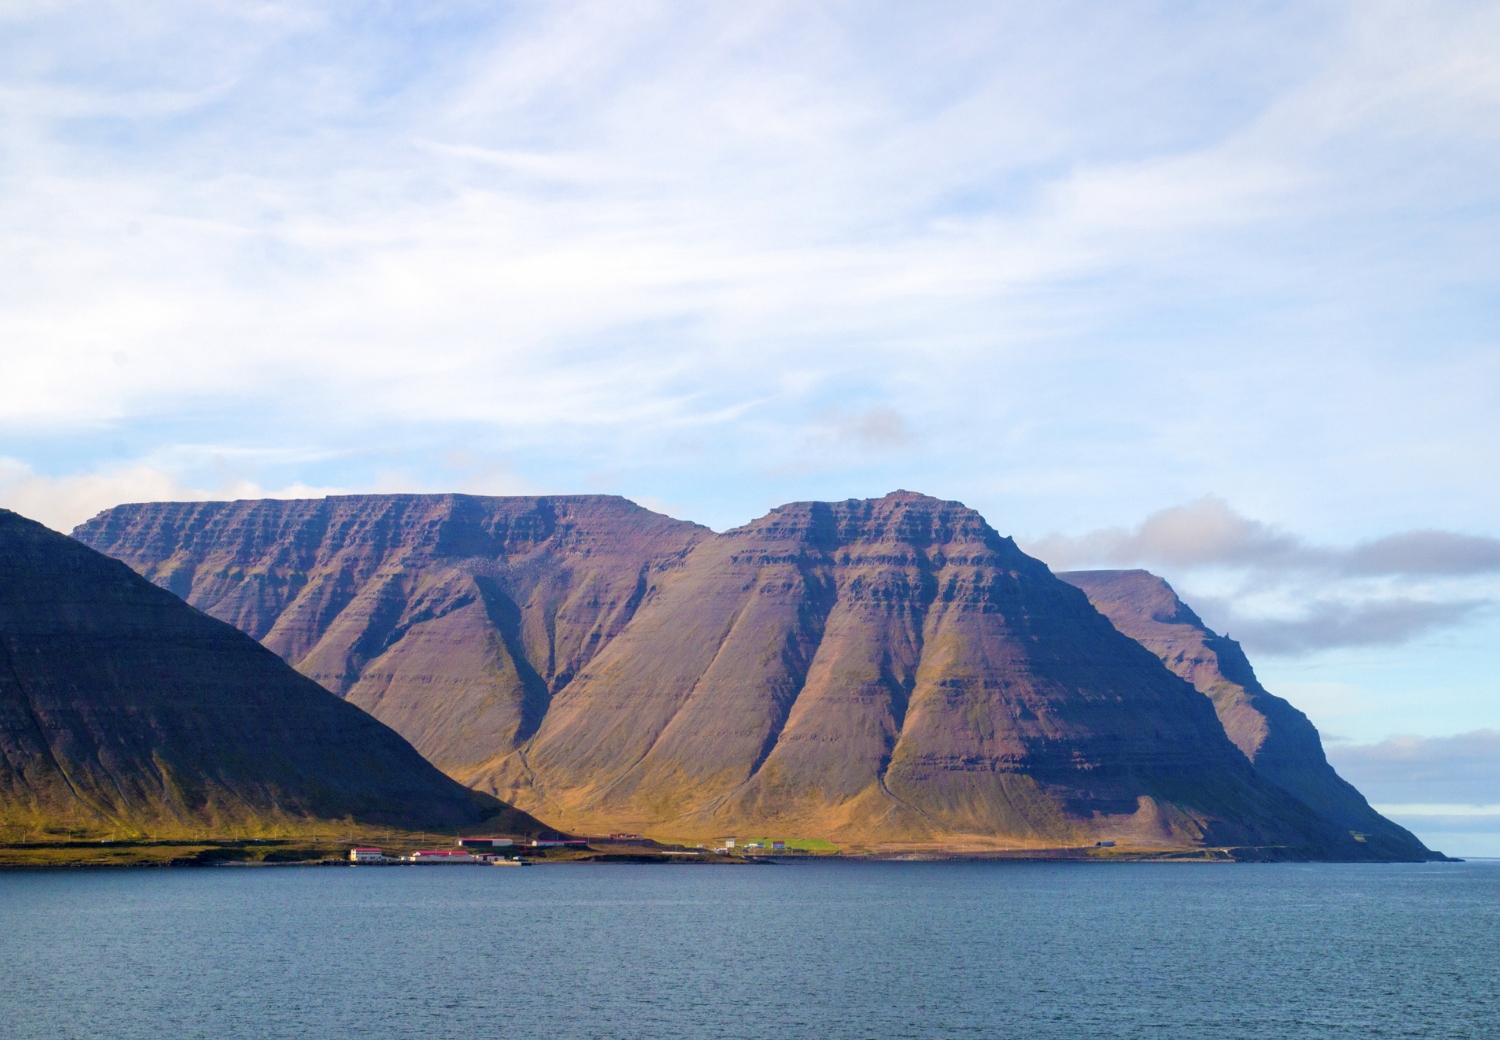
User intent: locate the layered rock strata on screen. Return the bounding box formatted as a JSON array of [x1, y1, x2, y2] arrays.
[[76, 494, 706, 780], [1058, 569, 1431, 860], [75, 492, 1415, 856], [1, 509, 539, 836]]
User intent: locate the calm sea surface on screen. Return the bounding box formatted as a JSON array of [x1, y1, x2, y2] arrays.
[[1, 860, 1496, 1039]]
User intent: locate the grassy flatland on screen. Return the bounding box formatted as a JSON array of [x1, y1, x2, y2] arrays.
[[0, 839, 349, 868], [0, 833, 766, 868], [0, 823, 522, 868], [736, 837, 839, 853]]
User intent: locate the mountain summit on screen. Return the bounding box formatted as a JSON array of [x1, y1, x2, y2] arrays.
[[75, 492, 1432, 857]]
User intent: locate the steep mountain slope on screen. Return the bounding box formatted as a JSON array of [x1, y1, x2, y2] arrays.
[[1058, 569, 1431, 860], [77, 492, 1401, 856], [0, 508, 541, 837], [483, 493, 1359, 852], [75, 494, 707, 779]]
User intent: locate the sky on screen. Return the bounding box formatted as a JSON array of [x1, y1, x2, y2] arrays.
[[2, 1, 1496, 852]]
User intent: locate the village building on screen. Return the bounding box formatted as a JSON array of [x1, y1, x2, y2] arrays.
[[408, 849, 477, 863]]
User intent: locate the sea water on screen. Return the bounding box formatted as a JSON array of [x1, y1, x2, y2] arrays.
[[1, 860, 1495, 1039]]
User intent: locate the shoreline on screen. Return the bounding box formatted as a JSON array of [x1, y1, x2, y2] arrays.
[[0, 839, 1459, 870]]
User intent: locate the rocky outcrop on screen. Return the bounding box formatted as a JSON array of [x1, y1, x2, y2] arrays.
[[1, 508, 543, 837], [1058, 569, 1432, 860], [76, 492, 1417, 857]]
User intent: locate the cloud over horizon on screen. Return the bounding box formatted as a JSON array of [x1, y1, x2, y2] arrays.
[[1199, 596, 1489, 656], [1025, 497, 1499, 657], [0, 457, 343, 534], [1327, 730, 1500, 808], [1029, 497, 1500, 578]]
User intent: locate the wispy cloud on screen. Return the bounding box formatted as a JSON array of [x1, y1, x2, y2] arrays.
[[0, 0, 1497, 737], [814, 406, 915, 452], [2, 0, 1498, 470]]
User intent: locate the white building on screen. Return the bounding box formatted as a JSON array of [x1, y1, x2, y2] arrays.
[[408, 849, 476, 863], [349, 847, 384, 863]]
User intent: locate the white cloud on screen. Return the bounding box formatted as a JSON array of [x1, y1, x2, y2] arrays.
[[1, 0, 1495, 450], [0, 3, 1496, 701], [0, 458, 342, 533]]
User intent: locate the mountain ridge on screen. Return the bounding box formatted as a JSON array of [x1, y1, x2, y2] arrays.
[[74, 492, 1435, 858], [1058, 568, 1430, 860]]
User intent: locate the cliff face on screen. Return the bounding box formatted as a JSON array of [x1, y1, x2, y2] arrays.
[[1058, 569, 1431, 860], [486, 493, 1348, 850], [76, 492, 1393, 856], [0, 509, 540, 837], [75, 494, 707, 779]]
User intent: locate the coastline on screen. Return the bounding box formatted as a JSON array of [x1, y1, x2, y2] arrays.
[[0, 838, 1459, 869]]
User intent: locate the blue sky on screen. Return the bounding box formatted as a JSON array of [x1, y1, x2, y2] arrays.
[[2, 2, 1496, 850]]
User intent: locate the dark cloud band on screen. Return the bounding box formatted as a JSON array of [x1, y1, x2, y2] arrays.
[[1326, 731, 1500, 807], [1024, 498, 1498, 655], [1027, 497, 1500, 577], [1193, 595, 1488, 656]]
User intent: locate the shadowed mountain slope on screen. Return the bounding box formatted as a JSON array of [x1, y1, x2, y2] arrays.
[[1, 509, 542, 837], [77, 493, 1414, 857], [1058, 569, 1432, 860]]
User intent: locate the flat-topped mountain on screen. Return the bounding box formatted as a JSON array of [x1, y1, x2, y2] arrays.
[[76, 492, 1425, 857], [1058, 569, 1430, 860], [75, 494, 707, 777], [1, 508, 542, 837]]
